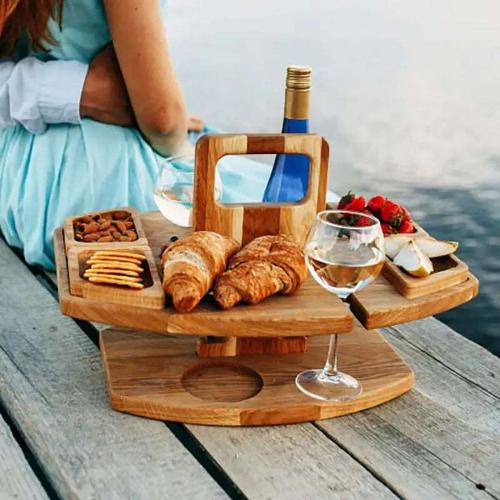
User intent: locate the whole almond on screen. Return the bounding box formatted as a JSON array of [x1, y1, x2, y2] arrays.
[[112, 231, 121, 240], [125, 230, 138, 241], [80, 215, 92, 223], [83, 221, 100, 234], [102, 212, 114, 220], [113, 220, 126, 233], [75, 233, 83, 241], [97, 236, 114, 242], [113, 210, 129, 220], [83, 233, 100, 242], [123, 220, 134, 229], [119, 236, 132, 242], [99, 220, 112, 231]]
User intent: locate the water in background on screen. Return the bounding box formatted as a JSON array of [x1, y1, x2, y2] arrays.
[[168, 0, 500, 355]]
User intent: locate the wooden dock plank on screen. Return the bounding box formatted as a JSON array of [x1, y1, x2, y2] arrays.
[[0, 240, 226, 500], [0, 413, 48, 500], [317, 318, 500, 499]]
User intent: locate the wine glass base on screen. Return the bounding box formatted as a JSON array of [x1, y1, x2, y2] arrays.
[[295, 369, 362, 402]]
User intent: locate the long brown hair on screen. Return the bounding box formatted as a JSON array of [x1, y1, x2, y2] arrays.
[[0, 0, 63, 56]]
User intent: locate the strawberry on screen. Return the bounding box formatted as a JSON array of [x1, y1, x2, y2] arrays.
[[354, 210, 373, 227], [380, 200, 404, 227], [338, 191, 366, 212], [381, 223, 395, 235], [399, 219, 415, 233], [337, 191, 355, 209], [367, 195, 386, 213]]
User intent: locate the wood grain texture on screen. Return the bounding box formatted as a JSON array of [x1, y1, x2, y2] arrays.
[[192, 133, 329, 247], [349, 273, 479, 329], [55, 225, 354, 337], [44, 265, 400, 499], [68, 246, 165, 309], [0, 239, 225, 499], [383, 253, 469, 299], [317, 318, 500, 499], [63, 206, 148, 251], [101, 323, 413, 426], [196, 336, 308, 357], [0, 414, 48, 500]]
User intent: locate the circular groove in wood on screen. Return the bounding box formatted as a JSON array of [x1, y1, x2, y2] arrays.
[[181, 363, 263, 402]]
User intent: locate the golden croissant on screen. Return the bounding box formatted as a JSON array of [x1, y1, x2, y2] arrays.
[[214, 234, 307, 309], [161, 231, 240, 313]]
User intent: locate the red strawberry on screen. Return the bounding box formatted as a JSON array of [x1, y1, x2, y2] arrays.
[[367, 195, 386, 213], [399, 219, 415, 233], [381, 223, 395, 235], [337, 191, 355, 209], [380, 200, 404, 227], [338, 191, 366, 212], [354, 210, 373, 227]]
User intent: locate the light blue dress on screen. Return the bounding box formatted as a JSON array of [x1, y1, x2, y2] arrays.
[[0, 0, 271, 269]]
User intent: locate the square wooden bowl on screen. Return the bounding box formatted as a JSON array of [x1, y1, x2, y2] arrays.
[[67, 246, 165, 309], [64, 207, 148, 253]]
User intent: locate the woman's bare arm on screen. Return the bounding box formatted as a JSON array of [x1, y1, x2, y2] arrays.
[[103, 0, 187, 156]]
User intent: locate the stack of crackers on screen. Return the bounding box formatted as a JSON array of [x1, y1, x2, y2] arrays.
[[84, 250, 146, 289]]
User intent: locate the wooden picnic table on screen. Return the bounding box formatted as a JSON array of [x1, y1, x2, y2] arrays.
[[0, 233, 499, 500]]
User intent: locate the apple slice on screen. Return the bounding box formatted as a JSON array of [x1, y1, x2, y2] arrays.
[[393, 240, 434, 278]]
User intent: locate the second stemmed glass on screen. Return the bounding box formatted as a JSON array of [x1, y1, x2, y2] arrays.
[[296, 209, 385, 401]]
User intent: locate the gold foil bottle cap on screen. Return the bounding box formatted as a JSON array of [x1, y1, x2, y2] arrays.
[[286, 65, 312, 91]]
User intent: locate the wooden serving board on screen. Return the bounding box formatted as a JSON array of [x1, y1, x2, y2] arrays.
[[55, 222, 353, 337], [100, 322, 414, 426], [349, 273, 479, 329], [55, 211, 479, 334]]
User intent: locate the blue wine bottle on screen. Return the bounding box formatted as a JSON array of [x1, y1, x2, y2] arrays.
[[263, 66, 311, 203]]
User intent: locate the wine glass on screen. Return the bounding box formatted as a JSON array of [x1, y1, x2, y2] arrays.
[[296, 209, 385, 401], [154, 154, 223, 227]]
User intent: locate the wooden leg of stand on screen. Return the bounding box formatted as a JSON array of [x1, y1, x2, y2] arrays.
[[196, 336, 308, 358]]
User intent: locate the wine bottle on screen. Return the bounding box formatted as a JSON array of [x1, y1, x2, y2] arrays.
[[263, 65, 311, 202]]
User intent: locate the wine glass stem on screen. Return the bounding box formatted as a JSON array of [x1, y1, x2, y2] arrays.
[[322, 334, 339, 377]]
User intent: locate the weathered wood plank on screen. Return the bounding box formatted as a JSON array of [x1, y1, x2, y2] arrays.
[[185, 423, 397, 499], [0, 240, 225, 500], [317, 319, 500, 499], [387, 318, 500, 397], [0, 413, 48, 500]]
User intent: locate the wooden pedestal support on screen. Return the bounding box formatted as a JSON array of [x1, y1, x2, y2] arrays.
[[101, 323, 414, 426]]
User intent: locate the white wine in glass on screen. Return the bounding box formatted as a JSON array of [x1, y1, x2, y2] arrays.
[[296, 209, 385, 401]]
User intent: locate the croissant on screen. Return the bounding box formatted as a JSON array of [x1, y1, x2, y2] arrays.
[[214, 234, 307, 309], [161, 231, 240, 313]]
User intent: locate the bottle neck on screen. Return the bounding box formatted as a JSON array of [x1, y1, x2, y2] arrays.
[[284, 89, 310, 120]]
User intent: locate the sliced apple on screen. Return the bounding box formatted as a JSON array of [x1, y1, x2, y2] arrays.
[[393, 240, 434, 278], [413, 236, 458, 258]]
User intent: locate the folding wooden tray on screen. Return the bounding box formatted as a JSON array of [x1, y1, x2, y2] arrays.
[[53, 133, 479, 427]]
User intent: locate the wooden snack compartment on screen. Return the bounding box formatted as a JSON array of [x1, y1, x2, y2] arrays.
[[381, 224, 468, 299], [67, 246, 165, 309], [383, 253, 470, 299], [64, 207, 148, 252]]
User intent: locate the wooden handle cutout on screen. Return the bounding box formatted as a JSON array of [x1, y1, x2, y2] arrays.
[[193, 133, 329, 245]]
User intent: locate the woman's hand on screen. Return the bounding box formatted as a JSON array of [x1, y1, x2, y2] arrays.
[[187, 114, 204, 132], [80, 44, 136, 127]]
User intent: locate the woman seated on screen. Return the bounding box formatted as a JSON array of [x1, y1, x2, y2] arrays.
[[0, 0, 270, 268]]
